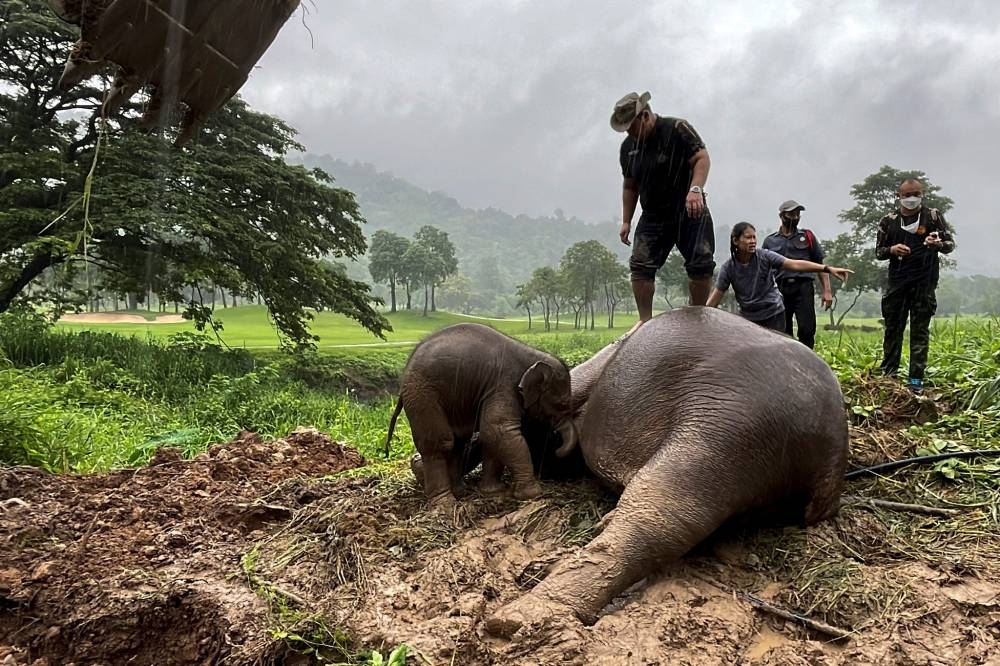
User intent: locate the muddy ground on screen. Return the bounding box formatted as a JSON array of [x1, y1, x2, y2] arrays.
[[2, 407, 999, 665]]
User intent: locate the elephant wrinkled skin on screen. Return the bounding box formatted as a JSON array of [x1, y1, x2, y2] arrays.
[[486, 307, 848, 637]]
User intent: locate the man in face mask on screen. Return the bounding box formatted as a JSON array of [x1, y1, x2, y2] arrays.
[[761, 200, 832, 349], [874, 178, 956, 393]]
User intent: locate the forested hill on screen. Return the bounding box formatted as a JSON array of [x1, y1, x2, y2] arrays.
[[298, 154, 628, 294]]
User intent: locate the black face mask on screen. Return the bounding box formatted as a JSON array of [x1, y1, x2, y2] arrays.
[[781, 214, 799, 230]]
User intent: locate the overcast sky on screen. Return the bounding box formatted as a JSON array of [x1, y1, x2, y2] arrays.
[[240, 0, 999, 276]]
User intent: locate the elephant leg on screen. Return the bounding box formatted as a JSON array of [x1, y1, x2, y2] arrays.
[[478, 447, 506, 496], [447, 441, 471, 496], [480, 410, 542, 501], [486, 439, 733, 636], [405, 402, 457, 508]]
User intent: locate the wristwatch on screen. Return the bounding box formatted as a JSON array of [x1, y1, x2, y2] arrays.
[[689, 186, 703, 194]]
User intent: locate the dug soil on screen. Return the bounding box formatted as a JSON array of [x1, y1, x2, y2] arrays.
[[2, 415, 999, 665]]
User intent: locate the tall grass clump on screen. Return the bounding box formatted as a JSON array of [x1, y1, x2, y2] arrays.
[[0, 308, 408, 472]]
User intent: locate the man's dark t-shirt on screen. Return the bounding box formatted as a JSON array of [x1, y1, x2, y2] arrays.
[[619, 116, 705, 221], [761, 229, 825, 279]]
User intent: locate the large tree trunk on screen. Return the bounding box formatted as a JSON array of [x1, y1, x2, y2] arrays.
[[0, 252, 60, 314], [422, 284, 429, 316], [431, 283, 436, 312], [389, 277, 397, 313]]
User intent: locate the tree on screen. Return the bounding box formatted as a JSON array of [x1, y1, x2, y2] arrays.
[[368, 230, 410, 312], [437, 273, 475, 314], [515, 281, 537, 329], [820, 233, 883, 327], [655, 253, 687, 309], [531, 266, 562, 331], [400, 242, 436, 316], [561, 240, 619, 330], [412, 225, 458, 312], [833, 166, 955, 326], [591, 252, 628, 328], [0, 0, 388, 347], [840, 165, 953, 238]]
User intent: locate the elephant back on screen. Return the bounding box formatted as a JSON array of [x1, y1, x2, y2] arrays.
[[579, 307, 847, 495]]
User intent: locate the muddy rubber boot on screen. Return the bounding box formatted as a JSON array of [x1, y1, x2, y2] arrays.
[[688, 276, 712, 306]]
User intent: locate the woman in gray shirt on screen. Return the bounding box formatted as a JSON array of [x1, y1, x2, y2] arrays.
[[706, 222, 853, 331]]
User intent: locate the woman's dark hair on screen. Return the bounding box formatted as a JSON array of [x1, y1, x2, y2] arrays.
[[730, 221, 756, 260]]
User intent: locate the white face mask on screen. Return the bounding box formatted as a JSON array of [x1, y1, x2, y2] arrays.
[[900, 196, 922, 211]]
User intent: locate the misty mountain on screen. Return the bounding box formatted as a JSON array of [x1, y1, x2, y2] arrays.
[[298, 154, 629, 296]]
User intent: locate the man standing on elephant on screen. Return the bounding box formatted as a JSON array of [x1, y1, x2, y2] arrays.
[[611, 91, 715, 318], [875, 178, 955, 394], [761, 200, 833, 349]]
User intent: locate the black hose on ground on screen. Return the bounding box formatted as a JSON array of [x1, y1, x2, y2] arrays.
[[845, 449, 1000, 481]]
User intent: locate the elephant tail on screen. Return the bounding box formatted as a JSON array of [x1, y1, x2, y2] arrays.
[[385, 397, 404, 459]]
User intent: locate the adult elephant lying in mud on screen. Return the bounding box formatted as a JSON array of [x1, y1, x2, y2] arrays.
[[486, 306, 849, 637]]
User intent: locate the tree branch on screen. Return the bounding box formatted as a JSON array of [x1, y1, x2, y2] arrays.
[[65, 111, 100, 162], [0, 250, 63, 314]]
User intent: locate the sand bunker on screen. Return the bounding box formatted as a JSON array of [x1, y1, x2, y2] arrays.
[[59, 313, 186, 324]]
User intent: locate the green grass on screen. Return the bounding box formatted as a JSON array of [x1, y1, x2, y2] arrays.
[[7, 305, 999, 475], [59, 305, 987, 352], [55, 306, 641, 349]]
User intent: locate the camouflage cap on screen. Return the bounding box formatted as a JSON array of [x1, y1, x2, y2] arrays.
[[610, 91, 652, 132], [778, 199, 806, 213]]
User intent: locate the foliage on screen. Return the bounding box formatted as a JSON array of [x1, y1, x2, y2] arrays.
[[412, 224, 458, 312], [399, 242, 436, 314], [655, 253, 687, 308], [820, 233, 884, 326], [0, 310, 406, 471], [367, 230, 409, 312], [825, 165, 956, 325], [0, 0, 387, 348], [435, 272, 475, 314], [839, 165, 953, 238], [303, 156, 629, 316]]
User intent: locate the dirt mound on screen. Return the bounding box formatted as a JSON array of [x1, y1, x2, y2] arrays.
[[0, 428, 364, 665], [3, 419, 999, 665]]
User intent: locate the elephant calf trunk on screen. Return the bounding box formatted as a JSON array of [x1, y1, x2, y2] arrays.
[[553, 419, 578, 458]]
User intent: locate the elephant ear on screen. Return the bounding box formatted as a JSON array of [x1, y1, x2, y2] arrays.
[[518, 361, 554, 409]]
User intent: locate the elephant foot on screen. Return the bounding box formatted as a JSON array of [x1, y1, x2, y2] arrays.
[[427, 491, 456, 512], [479, 478, 507, 497], [485, 592, 580, 639], [512, 479, 543, 501]]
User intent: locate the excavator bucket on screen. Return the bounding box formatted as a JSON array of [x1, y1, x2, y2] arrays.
[[49, 0, 300, 144]]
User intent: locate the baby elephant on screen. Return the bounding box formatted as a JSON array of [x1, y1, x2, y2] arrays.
[[386, 323, 577, 506]]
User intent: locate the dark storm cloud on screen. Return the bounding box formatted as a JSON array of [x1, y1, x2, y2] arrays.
[[241, 0, 1000, 274]]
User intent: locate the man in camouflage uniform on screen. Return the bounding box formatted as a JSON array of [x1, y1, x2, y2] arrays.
[[762, 200, 833, 349], [611, 91, 715, 319], [875, 178, 956, 393]]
